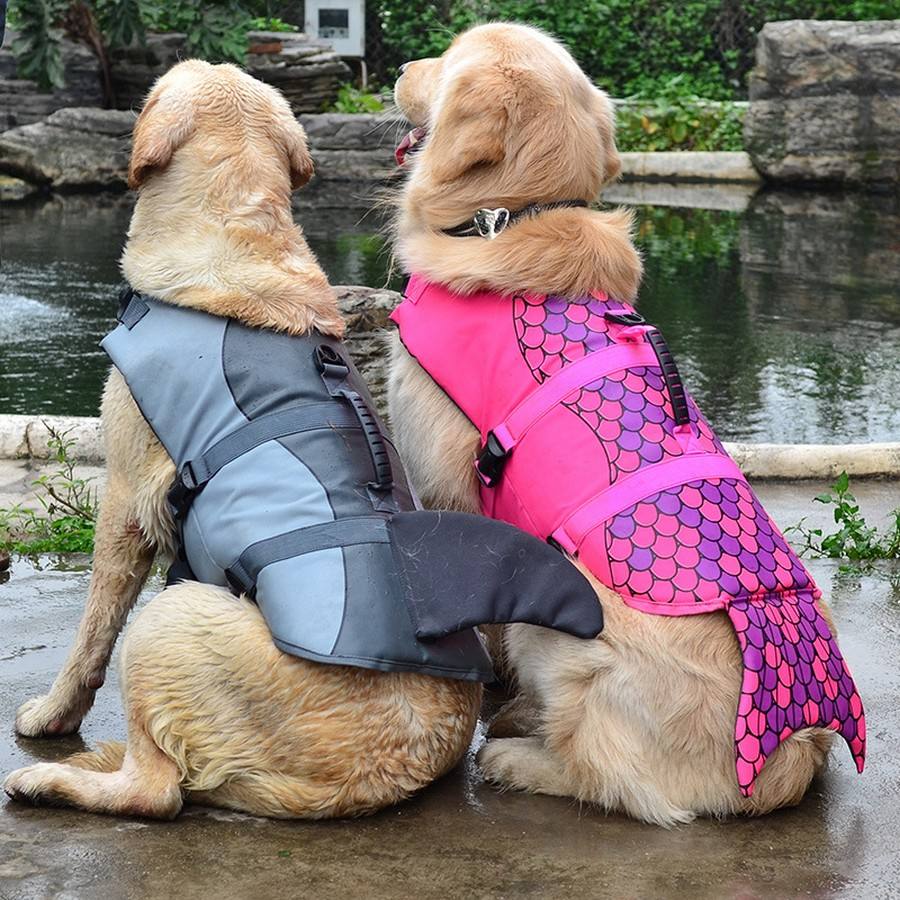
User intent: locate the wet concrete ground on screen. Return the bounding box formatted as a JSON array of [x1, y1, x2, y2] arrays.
[[1, 484, 898, 899]]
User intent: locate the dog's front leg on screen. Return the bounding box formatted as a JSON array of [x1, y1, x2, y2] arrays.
[[15, 470, 157, 736]]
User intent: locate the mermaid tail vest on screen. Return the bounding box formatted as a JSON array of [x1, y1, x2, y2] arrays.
[[392, 274, 865, 795]]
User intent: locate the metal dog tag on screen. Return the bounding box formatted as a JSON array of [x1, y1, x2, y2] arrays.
[[474, 207, 510, 240]]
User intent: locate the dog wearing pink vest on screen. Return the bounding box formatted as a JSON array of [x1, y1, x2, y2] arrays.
[[385, 22, 864, 825]]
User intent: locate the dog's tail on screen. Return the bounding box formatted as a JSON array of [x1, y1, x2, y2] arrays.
[[64, 740, 126, 773]]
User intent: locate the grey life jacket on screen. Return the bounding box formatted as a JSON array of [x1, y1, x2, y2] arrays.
[[102, 289, 604, 682]]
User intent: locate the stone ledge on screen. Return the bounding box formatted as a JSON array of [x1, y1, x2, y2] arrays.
[[2, 422, 899, 481], [0, 415, 105, 463], [727, 443, 900, 481], [619, 151, 762, 184], [1, 108, 766, 191]]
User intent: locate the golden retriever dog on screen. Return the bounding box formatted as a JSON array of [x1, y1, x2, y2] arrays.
[[386, 23, 836, 825], [4, 61, 480, 819]]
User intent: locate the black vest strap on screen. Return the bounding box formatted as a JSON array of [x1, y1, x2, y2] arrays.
[[225, 515, 391, 598], [193, 403, 359, 484], [167, 403, 361, 520]]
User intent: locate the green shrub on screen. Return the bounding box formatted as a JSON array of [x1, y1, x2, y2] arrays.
[[8, 0, 68, 90], [248, 16, 298, 33], [141, 1, 253, 63], [0, 424, 98, 556], [329, 83, 386, 114], [788, 472, 900, 569], [7, 0, 292, 89], [369, 0, 900, 100], [616, 81, 746, 152]]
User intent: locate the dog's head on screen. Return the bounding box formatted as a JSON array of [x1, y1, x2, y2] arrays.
[[393, 23, 620, 225], [128, 59, 314, 193]]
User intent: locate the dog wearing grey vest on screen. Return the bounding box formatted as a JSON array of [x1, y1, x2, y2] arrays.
[[3, 61, 601, 819]]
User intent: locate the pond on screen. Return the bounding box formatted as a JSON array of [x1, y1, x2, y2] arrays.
[[1, 188, 898, 444]]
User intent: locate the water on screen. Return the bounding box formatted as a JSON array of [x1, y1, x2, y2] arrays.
[[1, 188, 898, 443]]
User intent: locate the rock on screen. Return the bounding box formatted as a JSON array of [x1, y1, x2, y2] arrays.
[[105, 32, 185, 111], [0, 174, 40, 202], [300, 113, 407, 183], [336, 285, 402, 418], [0, 108, 135, 189], [0, 108, 405, 192], [745, 20, 900, 185], [247, 31, 352, 114], [618, 151, 761, 184], [0, 415, 106, 463], [109, 31, 351, 115], [0, 31, 104, 132]]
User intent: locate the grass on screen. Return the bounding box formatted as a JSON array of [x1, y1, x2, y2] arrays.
[[0, 423, 97, 555], [787, 472, 900, 572]]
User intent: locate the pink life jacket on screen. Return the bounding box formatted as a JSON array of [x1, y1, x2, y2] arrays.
[[391, 274, 866, 796]]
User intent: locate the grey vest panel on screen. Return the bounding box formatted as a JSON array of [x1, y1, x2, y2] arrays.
[[102, 293, 495, 680], [102, 291, 605, 682]]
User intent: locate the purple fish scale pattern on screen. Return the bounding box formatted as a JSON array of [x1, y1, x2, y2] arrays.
[[729, 591, 865, 795], [511, 292, 866, 795], [512, 294, 723, 481], [606, 478, 811, 605]]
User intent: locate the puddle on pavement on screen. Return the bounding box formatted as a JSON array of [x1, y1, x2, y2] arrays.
[[0, 554, 898, 899]]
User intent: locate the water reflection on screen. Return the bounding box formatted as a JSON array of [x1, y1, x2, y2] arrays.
[[0, 189, 897, 443]]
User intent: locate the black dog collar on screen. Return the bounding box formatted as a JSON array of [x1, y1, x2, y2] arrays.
[[441, 199, 589, 240]]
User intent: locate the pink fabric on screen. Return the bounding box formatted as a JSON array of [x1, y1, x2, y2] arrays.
[[392, 275, 866, 796]]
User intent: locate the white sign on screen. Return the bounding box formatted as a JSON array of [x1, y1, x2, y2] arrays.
[[305, 0, 366, 58]]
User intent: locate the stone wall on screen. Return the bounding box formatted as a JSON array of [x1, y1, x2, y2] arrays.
[[0, 109, 135, 189], [744, 20, 900, 185], [0, 110, 403, 193], [109, 31, 351, 114], [0, 34, 103, 131], [0, 30, 349, 135]]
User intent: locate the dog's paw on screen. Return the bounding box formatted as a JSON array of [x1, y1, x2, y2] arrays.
[[15, 694, 85, 738], [477, 737, 572, 797], [4, 764, 67, 807], [478, 738, 532, 790]]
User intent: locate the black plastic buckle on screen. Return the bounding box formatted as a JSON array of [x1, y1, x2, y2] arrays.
[[117, 285, 134, 313], [475, 432, 509, 488], [166, 461, 200, 521], [224, 565, 255, 599], [315, 343, 349, 378], [604, 310, 646, 327]]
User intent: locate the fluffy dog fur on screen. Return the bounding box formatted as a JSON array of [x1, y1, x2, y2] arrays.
[[386, 23, 834, 825], [4, 61, 480, 820]]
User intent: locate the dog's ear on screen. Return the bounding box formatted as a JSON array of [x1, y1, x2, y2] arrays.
[[423, 67, 509, 184], [128, 89, 195, 190], [277, 112, 315, 190]]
